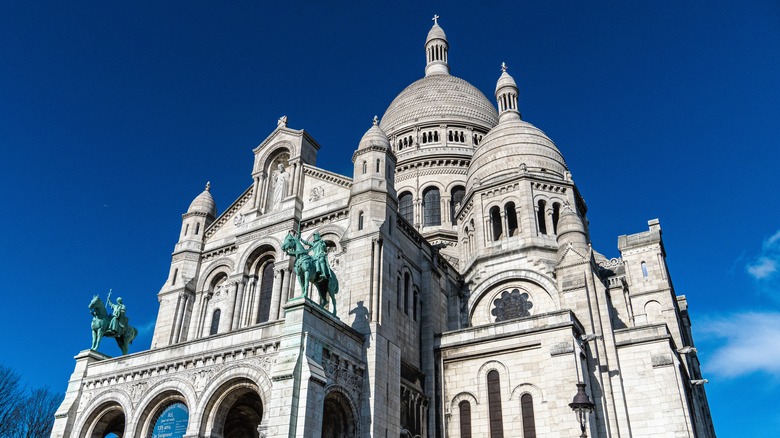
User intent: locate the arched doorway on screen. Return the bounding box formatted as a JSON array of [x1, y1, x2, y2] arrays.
[[223, 390, 263, 438], [84, 403, 125, 438], [203, 379, 264, 438], [321, 390, 356, 438]]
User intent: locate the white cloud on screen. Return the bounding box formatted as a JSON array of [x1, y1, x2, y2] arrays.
[[747, 257, 777, 279], [746, 230, 780, 281], [698, 312, 780, 378]]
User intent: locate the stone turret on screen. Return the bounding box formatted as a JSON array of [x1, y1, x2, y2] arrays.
[[349, 117, 397, 236]]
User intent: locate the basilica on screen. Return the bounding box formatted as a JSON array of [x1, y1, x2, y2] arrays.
[[53, 18, 715, 438]]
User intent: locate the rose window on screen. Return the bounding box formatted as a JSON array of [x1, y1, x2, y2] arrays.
[[491, 288, 533, 322]]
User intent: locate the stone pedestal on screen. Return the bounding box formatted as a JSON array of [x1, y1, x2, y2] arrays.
[[264, 298, 332, 437], [51, 350, 110, 438]]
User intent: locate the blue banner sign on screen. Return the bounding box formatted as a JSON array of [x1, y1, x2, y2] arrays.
[[152, 403, 189, 438]]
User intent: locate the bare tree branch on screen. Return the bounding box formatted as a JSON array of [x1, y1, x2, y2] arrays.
[[0, 365, 24, 437]]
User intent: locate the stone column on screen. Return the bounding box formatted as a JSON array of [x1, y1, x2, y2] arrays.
[[257, 172, 268, 213], [441, 195, 451, 225], [187, 293, 205, 340], [501, 209, 509, 239], [546, 208, 555, 236], [269, 267, 283, 320], [231, 279, 247, 330], [281, 266, 292, 302], [245, 279, 257, 326], [171, 293, 188, 344]]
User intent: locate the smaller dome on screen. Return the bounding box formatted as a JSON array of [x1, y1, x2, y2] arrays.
[[495, 70, 517, 93], [467, 119, 568, 189], [556, 206, 585, 237], [188, 182, 217, 218], [358, 116, 390, 150], [426, 23, 447, 43]]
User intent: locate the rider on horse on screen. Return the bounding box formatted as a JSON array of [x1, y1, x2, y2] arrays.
[[300, 232, 331, 279]]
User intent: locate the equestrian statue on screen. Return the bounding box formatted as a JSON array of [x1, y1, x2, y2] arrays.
[[89, 292, 138, 355], [281, 229, 339, 317]]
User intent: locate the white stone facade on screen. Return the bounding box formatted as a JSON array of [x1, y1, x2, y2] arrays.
[[53, 19, 715, 438]]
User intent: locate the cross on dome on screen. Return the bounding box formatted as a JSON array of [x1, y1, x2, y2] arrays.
[[373, 115, 379, 125], [205, 181, 211, 191], [501, 62, 508, 72], [432, 14, 439, 25]]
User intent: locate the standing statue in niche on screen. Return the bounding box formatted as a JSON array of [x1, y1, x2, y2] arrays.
[[281, 229, 339, 317], [88, 293, 138, 355], [271, 163, 289, 210]]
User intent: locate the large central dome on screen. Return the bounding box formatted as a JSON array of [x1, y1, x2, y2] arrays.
[[379, 74, 498, 135]]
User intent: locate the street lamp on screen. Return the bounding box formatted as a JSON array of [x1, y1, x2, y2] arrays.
[[569, 382, 595, 438]]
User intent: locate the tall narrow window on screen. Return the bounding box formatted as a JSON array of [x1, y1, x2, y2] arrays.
[[490, 206, 502, 241], [403, 273, 410, 315], [423, 187, 441, 226], [459, 400, 472, 438], [552, 202, 561, 234], [505, 202, 518, 237], [362, 161, 367, 174], [399, 192, 414, 224], [451, 186, 465, 224], [641, 261, 649, 278], [521, 393, 536, 438], [397, 276, 402, 309], [413, 289, 418, 321], [172, 269, 178, 286], [537, 200, 547, 235], [487, 370, 504, 437], [209, 309, 221, 335], [358, 212, 364, 230], [195, 223, 200, 235], [376, 159, 381, 173], [257, 262, 275, 323], [184, 224, 189, 236]]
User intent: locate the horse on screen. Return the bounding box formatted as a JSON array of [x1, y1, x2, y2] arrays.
[[281, 232, 339, 316], [88, 295, 138, 355]]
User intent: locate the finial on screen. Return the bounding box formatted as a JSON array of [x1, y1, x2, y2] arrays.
[[432, 14, 439, 25], [501, 62, 507, 72], [205, 181, 211, 191], [372, 115, 379, 126], [277, 115, 287, 127]]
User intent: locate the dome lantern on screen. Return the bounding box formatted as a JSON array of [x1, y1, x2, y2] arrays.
[[425, 15, 450, 77], [496, 62, 521, 122]]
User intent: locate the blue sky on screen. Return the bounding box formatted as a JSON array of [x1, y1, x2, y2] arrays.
[[1, 1, 778, 436]]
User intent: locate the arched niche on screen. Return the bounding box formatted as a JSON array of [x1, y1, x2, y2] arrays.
[[321, 388, 357, 438], [135, 389, 191, 438], [199, 378, 263, 438], [79, 402, 126, 438]]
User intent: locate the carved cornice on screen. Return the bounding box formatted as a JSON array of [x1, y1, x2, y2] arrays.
[[82, 340, 280, 392], [532, 182, 567, 194], [350, 191, 389, 205], [202, 244, 237, 262], [237, 219, 298, 244], [172, 252, 200, 263], [480, 181, 521, 200], [302, 209, 349, 230], [205, 185, 254, 239], [303, 165, 353, 188]]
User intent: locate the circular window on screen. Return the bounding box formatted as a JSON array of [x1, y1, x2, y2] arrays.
[[491, 288, 533, 322]]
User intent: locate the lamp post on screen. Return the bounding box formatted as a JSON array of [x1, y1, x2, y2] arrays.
[[569, 382, 595, 438]]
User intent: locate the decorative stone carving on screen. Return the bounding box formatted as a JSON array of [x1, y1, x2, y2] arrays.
[[309, 186, 325, 202], [491, 288, 533, 322]]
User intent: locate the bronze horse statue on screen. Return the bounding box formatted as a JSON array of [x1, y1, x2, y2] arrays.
[[282, 232, 339, 316], [89, 295, 138, 355]]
